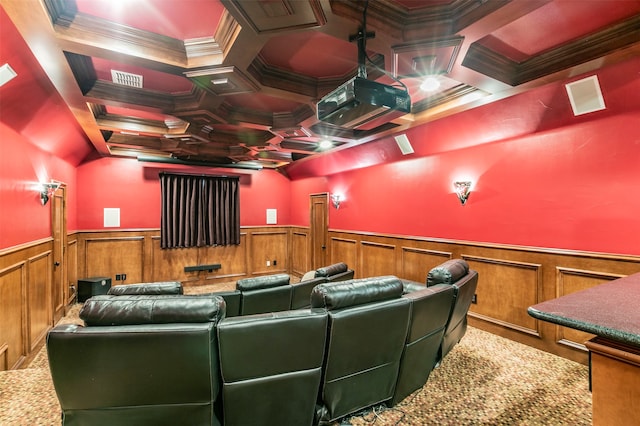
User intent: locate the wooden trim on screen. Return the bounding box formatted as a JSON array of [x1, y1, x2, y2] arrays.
[[586, 337, 640, 366], [2, 226, 640, 370], [328, 228, 640, 261], [0, 343, 8, 371]]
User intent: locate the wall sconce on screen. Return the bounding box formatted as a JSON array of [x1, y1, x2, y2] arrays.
[[454, 181, 472, 205], [39, 181, 61, 206], [330, 194, 343, 209]]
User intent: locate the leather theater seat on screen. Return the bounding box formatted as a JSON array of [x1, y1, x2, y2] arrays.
[[311, 276, 411, 424], [217, 309, 328, 426], [47, 295, 226, 426]]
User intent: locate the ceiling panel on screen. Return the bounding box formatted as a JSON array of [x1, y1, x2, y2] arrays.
[[2, 0, 638, 170]]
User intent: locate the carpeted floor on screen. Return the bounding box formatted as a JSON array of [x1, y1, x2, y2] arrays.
[[0, 284, 592, 425]]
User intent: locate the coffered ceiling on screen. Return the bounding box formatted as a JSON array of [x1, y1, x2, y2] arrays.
[[2, 0, 639, 171]]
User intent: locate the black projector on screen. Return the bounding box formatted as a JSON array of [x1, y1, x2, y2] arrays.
[[317, 77, 411, 130]]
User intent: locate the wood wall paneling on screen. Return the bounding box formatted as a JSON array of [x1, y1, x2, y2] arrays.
[[328, 237, 358, 274], [150, 238, 199, 284], [249, 229, 288, 275], [198, 234, 248, 281], [66, 238, 78, 304], [554, 267, 626, 350], [0, 343, 8, 371], [400, 247, 452, 283], [27, 251, 52, 352], [84, 236, 144, 284], [360, 240, 397, 278], [325, 230, 640, 365], [290, 228, 310, 276], [464, 255, 542, 337], [2, 226, 639, 371], [0, 262, 26, 370]]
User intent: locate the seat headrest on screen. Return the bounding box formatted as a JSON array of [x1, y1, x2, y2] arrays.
[[427, 259, 470, 286], [107, 281, 183, 295], [315, 262, 348, 277], [236, 273, 290, 291], [80, 295, 226, 326], [310, 276, 403, 310]]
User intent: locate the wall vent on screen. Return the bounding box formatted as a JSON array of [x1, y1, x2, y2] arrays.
[[394, 134, 414, 155], [565, 75, 605, 116], [111, 70, 143, 88]]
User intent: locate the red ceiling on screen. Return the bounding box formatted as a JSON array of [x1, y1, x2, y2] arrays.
[[2, 0, 639, 172], [487, 1, 640, 60], [75, 0, 226, 40], [260, 32, 358, 79], [91, 57, 193, 94]]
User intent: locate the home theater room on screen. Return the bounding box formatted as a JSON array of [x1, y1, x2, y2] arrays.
[[1, 0, 639, 425]]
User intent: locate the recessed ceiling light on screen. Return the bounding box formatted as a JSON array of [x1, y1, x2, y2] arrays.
[[319, 139, 333, 150], [0, 63, 18, 87], [420, 76, 440, 92]]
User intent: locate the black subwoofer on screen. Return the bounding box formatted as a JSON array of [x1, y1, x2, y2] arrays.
[[77, 277, 112, 302]]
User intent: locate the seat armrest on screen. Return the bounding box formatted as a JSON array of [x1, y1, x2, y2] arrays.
[[400, 279, 425, 294]]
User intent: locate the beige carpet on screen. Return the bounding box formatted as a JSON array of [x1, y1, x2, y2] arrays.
[[0, 288, 592, 425]]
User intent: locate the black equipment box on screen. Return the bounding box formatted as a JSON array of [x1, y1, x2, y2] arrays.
[[77, 277, 112, 302]]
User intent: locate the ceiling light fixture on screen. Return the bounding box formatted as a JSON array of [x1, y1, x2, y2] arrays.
[[319, 139, 333, 150], [420, 76, 440, 92]]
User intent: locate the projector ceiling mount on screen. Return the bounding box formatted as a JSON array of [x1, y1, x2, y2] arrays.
[[316, 0, 411, 131]]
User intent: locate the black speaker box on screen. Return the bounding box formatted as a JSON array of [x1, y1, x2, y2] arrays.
[[77, 277, 112, 302]]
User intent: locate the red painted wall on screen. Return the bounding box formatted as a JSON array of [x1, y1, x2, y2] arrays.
[[320, 112, 640, 255], [0, 123, 77, 248], [289, 58, 640, 256], [3, 51, 639, 257], [75, 157, 291, 230]]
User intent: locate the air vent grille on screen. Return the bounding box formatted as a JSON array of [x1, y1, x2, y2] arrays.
[[111, 70, 143, 88]]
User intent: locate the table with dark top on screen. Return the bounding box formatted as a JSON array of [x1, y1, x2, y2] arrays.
[[528, 272, 640, 426]]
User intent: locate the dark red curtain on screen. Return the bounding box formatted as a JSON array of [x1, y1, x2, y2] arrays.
[[160, 173, 240, 248]]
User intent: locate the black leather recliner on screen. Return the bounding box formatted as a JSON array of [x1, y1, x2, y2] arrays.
[[311, 276, 411, 424], [47, 295, 226, 426], [315, 262, 355, 282], [236, 273, 292, 315], [390, 283, 455, 406], [427, 259, 479, 362], [217, 309, 328, 426], [291, 262, 355, 310], [290, 275, 327, 309]]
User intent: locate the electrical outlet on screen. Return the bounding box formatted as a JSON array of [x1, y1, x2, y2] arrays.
[[266, 260, 270, 266], [115, 274, 122, 281], [472, 294, 477, 304], [122, 273, 126, 281], [273, 260, 277, 266]]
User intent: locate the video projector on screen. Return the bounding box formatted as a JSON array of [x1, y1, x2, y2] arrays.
[[316, 77, 411, 131]]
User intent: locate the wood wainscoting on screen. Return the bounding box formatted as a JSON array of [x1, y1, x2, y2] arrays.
[[76, 227, 291, 288], [323, 230, 640, 365], [2, 226, 638, 369], [0, 238, 54, 370]]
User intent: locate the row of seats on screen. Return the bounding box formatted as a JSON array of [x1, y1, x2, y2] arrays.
[[46, 259, 477, 426], [107, 262, 354, 316]]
